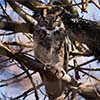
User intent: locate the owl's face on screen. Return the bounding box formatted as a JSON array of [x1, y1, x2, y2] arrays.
[[33, 7, 66, 65], [33, 7, 66, 51], [44, 14, 57, 30], [36, 6, 64, 29]]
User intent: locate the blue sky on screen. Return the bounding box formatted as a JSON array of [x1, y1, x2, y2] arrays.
[[80, 3, 100, 21], [0, 0, 4, 4]]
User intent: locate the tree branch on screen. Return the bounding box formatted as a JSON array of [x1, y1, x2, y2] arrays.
[[0, 21, 30, 32], [79, 80, 100, 100], [7, 0, 38, 25], [15, 0, 44, 13]]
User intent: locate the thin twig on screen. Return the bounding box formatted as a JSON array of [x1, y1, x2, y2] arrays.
[[3, 41, 33, 48], [0, 71, 26, 83], [13, 83, 44, 100], [78, 58, 96, 67], [19, 63, 39, 100], [80, 67, 100, 71], [35, 1, 90, 9], [80, 70, 100, 82], [0, 72, 35, 87], [91, 0, 100, 9], [0, 3, 12, 21]]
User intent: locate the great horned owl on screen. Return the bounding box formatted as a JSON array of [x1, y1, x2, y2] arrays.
[[33, 10, 71, 99], [33, 12, 65, 64]]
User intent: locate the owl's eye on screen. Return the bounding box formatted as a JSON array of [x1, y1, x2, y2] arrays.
[[39, 29, 47, 39]]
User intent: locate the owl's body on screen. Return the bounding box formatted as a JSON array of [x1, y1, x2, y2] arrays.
[[32, 13, 70, 99]]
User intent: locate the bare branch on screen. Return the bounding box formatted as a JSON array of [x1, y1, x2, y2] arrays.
[[79, 80, 100, 100], [15, 0, 44, 13], [0, 21, 30, 32], [7, 0, 38, 25], [91, 0, 100, 9], [3, 41, 33, 48], [0, 4, 12, 21]]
